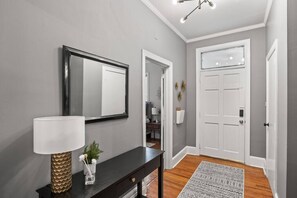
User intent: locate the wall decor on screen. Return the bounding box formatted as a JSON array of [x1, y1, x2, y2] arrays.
[[178, 92, 182, 102], [181, 80, 186, 92], [176, 109, 185, 125], [175, 82, 179, 90]]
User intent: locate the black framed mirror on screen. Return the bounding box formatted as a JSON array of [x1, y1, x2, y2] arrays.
[[62, 46, 129, 123]]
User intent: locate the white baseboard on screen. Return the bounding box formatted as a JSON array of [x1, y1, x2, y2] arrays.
[[246, 156, 266, 169], [263, 166, 267, 176], [274, 193, 279, 198], [171, 146, 188, 168], [186, 146, 200, 155], [171, 147, 266, 170]]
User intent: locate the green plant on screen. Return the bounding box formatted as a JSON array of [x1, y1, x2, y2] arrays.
[[83, 141, 103, 164]]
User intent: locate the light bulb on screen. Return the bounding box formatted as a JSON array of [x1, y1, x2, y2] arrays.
[[173, 0, 178, 5], [180, 17, 187, 24], [209, 1, 216, 9]]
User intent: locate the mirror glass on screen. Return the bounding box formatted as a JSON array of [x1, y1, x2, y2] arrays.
[[201, 46, 245, 70], [63, 46, 129, 123]]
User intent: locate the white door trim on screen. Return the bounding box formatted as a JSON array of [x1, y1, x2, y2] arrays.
[[265, 39, 278, 196], [142, 49, 173, 169], [196, 39, 251, 163]]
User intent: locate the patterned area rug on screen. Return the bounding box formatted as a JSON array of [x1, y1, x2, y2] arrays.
[[178, 161, 244, 198]]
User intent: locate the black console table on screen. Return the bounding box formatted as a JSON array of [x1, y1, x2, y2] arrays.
[[37, 147, 164, 198]]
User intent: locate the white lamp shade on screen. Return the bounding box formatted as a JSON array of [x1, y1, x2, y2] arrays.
[[152, 107, 158, 115], [33, 116, 85, 154]]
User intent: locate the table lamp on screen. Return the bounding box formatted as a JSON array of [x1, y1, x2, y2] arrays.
[[152, 107, 159, 123], [33, 116, 85, 193]]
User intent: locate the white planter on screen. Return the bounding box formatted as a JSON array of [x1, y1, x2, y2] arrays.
[[84, 159, 97, 175]]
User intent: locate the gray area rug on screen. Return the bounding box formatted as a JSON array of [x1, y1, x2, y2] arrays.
[[178, 161, 244, 198]]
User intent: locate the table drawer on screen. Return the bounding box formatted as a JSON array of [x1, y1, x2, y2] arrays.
[[116, 168, 145, 196]]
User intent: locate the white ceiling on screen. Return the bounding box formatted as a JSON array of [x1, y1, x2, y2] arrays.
[[142, 0, 270, 42]]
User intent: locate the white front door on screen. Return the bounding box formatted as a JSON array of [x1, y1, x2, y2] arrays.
[[266, 41, 278, 195], [200, 68, 245, 162]]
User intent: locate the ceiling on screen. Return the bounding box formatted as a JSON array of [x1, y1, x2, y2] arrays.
[[142, 0, 270, 42]]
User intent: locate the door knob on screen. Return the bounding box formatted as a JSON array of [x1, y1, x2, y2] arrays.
[[239, 120, 244, 124], [264, 123, 270, 127]]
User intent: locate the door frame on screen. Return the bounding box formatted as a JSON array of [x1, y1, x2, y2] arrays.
[[142, 49, 173, 169], [161, 74, 165, 151], [196, 39, 251, 163], [265, 39, 278, 196]]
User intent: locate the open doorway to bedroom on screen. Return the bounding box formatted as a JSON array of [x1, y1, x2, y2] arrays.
[[142, 50, 173, 170], [144, 59, 164, 150]]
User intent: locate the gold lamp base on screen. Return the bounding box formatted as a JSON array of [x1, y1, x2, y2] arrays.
[[51, 152, 72, 193]]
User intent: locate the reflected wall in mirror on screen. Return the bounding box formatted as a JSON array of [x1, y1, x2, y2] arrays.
[[63, 46, 129, 123], [201, 46, 245, 70]]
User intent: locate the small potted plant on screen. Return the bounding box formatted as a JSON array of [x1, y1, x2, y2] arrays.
[[83, 141, 103, 175]]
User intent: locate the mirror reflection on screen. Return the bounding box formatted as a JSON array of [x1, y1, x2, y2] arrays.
[[63, 46, 129, 122], [70, 56, 127, 119]]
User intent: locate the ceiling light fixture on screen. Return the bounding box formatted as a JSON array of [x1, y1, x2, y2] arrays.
[[177, 0, 216, 23]]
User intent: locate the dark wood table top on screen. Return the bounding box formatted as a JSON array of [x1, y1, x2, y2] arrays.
[[146, 122, 161, 125], [37, 146, 164, 198]]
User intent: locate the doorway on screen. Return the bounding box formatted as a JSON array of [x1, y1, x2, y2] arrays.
[[265, 40, 278, 196], [142, 50, 173, 169], [196, 39, 251, 163], [145, 61, 164, 150]]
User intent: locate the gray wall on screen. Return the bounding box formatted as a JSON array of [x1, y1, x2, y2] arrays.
[[287, 0, 296, 197], [186, 27, 267, 158], [0, 0, 186, 197], [266, 0, 288, 197]]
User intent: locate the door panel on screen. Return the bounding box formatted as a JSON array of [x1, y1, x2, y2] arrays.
[[223, 124, 240, 152], [203, 123, 220, 150], [223, 89, 240, 116], [266, 47, 277, 195], [200, 68, 245, 162], [204, 91, 219, 116]]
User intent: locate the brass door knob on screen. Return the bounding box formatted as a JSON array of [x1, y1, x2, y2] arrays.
[[130, 177, 136, 183]]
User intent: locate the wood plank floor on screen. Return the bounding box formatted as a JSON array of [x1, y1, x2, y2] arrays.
[[146, 155, 272, 198], [147, 138, 161, 150]]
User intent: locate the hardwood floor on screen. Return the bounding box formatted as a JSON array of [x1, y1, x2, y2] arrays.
[[146, 155, 272, 198], [147, 138, 161, 150]]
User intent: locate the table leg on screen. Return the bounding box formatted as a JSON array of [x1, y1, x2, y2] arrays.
[[158, 155, 164, 198], [137, 181, 142, 196]]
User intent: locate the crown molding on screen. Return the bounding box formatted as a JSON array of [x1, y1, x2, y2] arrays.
[[140, 0, 187, 42], [187, 23, 265, 43], [264, 0, 274, 24], [141, 0, 269, 43]]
